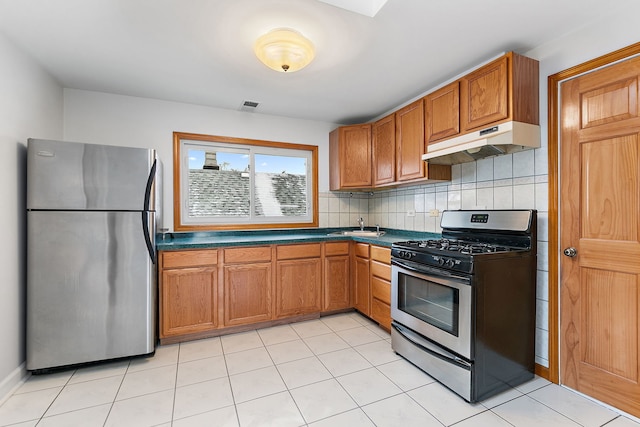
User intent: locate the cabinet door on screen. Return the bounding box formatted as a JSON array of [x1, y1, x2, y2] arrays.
[[161, 267, 217, 337], [396, 99, 425, 181], [372, 113, 396, 186], [353, 255, 370, 316], [323, 255, 350, 311], [276, 258, 322, 318], [329, 124, 372, 190], [425, 81, 460, 144], [224, 263, 272, 326], [461, 56, 508, 131]]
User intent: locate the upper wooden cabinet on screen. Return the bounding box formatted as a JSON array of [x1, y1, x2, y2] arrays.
[[425, 81, 461, 145], [396, 99, 426, 182], [460, 52, 539, 132], [372, 113, 396, 186], [329, 124, 372, 190]]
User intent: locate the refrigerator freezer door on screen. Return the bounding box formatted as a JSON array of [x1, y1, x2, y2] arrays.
[[27, 138, 156, 211], [27, 211, 156, 371]]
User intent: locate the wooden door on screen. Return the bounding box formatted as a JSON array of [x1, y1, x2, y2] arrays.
[[161, 267, 217, 337], [396, 99, 425, 181], [323, 255, 350, 311], [372, 113, 396, 186], [224, 263, 273, 326], [276, 258, 322, 318], [425, 81, 460, 144], [329, 124, 372, 190], [560, 55, 640, 417], [352, 242, 371, 315], [461, 56, 508, 131]]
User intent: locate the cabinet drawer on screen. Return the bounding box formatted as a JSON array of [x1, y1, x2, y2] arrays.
[[162, 250, 218, 269], [224, 246, 272, 264], [370, 246, 391, 264], [325, 241, 350, 256], [371, 260, 391, 281], [371, 276, 391, 304], [371, 298, 391, 330], [277, 243, 321, 260], [354, 243, 369, 258]]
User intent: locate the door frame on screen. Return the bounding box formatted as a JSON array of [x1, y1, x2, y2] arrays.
[[547, 41, 640, 384]]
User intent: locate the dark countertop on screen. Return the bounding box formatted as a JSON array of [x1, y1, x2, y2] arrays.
[[156, 227, 441, 250]]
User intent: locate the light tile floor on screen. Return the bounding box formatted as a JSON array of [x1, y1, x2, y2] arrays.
[[1, 312, 639, 427]]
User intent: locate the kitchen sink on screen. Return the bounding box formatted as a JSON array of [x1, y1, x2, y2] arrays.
[[328, 230, 385, 237]]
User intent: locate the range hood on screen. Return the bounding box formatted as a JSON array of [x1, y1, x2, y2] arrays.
[[422, 121, 540, 165]]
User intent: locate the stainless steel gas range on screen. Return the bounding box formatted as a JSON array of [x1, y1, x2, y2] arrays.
[[390, 209, 537, 402]]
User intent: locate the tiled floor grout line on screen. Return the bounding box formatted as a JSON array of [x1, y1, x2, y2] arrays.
[[5, 313, 640, 427]]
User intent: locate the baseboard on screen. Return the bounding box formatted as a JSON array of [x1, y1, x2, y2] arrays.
[[0, 363, 29, 405]]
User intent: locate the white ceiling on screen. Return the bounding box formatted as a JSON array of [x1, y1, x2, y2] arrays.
[[0, 0, 634, 124]]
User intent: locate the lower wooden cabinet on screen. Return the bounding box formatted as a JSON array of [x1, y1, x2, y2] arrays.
[[323, 241, 351, 311], [159, 250, 219, 338], [223, 246, 273, 326], [159, 241, 391, 343], [353, 243, 371, 316]]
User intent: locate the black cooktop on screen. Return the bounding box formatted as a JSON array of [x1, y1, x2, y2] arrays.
[[395, 238, 517, 254]]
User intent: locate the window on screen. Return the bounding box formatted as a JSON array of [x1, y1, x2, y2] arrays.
[[173, 132, 318, 230]]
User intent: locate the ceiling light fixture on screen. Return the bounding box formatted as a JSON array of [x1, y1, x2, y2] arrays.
[[254, 28, 315, 73]]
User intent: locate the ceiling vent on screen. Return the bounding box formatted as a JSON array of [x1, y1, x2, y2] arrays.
[[240, 100, 260, 112]]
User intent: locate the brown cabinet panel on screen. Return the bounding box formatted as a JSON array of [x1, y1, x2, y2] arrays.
[[425, 81, 460, 144], [372, 113, 396, 186], [329, 124, 372, 190], [163, 249, 218, 269], [276, 258, 322, 318], [325, 241, 350, 256], [461, 56, 509, 131], [396, 99, 426, 181], [323, 255, 350, 311], [160, 266, 217, 337], [370, 260, 391, 282], [371, 298, 391, 331], [224, 263, 273, 326], [224, 246, 272, 264], [354, 242, 370, 258], [371, 276, 391, 305], [370, 246, 391, 264], [277, 243, 321, 260], [353, 254, 370, 315]]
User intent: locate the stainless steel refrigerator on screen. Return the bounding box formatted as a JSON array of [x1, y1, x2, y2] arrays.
[[26, 138, 158, 371]]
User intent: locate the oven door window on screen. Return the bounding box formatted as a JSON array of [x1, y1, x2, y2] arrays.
[[397, 271, 459, 336]]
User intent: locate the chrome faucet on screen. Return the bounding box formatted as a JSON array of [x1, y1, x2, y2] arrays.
[[357, 217, 365, 231]]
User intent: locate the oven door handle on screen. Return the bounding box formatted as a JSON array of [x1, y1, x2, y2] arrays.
[[391, 258, 469, 281], [392, 322, 472, 370]]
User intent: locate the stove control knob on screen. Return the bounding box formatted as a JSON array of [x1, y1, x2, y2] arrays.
[[437, 257, 445, 266], [445, 259, 455, 268]]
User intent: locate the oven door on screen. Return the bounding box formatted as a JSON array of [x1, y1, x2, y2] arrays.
[[391, 260, 472, 359]]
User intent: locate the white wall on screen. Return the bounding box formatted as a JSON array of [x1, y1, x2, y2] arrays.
[[63, 89, 339, 230], [0, 32, 63, 398]]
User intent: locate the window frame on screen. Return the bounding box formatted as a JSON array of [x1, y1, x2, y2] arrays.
[[173, 131, 319, 231]]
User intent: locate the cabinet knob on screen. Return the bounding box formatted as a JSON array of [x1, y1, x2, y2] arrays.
[[563, 247, 577, 257]]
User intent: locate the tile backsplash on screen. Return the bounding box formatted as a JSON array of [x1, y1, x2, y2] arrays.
[[319, 150, 550, 368]]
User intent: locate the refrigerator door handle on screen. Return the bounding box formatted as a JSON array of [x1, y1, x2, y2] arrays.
[[144, 159, 157, 212], [142, 211, 156, 264]]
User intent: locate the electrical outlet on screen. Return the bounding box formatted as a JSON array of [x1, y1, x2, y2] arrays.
[[429, 209, 440, 217], [407, 209, 416, 217]]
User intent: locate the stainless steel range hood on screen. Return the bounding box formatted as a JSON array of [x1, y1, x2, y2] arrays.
[[422, 121, 540, 165]]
